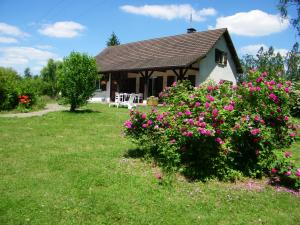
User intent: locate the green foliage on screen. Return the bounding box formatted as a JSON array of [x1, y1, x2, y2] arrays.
[[57, 51, 98, 111], [125, 71, 299, 188], [278, 0, 300, 35], [240, 47, 285, 83], [106, 32, 120, 46], [0, 67, 20, 110], [24, 67, 32, 78], [286, 42, 300, 81], [40, 59, 61, 97], [290, 82, 300, 117]]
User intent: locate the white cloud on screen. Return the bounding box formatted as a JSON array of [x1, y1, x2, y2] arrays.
[[35, 44, 53, 50], [240, 44, 288, 56], [214, 10, 289, 36], [0, 46, 60, 74], [39, 21, 85, 38], [0, 36, 18, 43], [0, 22, 29, 37], [120, 4, 217, 22]]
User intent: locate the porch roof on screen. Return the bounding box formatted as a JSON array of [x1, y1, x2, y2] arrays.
[[96, 28, 243, 74]]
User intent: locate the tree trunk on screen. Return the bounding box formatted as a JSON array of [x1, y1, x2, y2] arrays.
[[70, 103, 76, 112]]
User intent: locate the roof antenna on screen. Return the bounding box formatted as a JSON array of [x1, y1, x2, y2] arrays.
[[187, 12, 196, 33]]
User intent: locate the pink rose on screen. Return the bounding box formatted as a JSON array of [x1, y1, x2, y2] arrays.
[[141, 113, 147, 119], [195, 102, 201, 107], [185, 110, 192, 116], [284, 151, 292, 158]]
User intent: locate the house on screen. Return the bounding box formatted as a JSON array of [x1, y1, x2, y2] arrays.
[[93, 28, 242, 102]]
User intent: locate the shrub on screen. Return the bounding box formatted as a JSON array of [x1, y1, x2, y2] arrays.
[[124, 70, 299, 188], [290, 82, 300, 117], [0, 67, 20, 110], [57, 52, 98, 111]]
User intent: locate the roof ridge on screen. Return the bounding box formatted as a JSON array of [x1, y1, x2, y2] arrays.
[[106, 28, 227, 49]]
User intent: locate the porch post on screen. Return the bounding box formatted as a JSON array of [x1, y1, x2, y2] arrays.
[[107, 73, 111, 102], [144, 71, 149, 100], [136, 76, 140, 94]]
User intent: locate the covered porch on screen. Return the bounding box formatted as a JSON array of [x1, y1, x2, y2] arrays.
[[100, 65, 199, 101]]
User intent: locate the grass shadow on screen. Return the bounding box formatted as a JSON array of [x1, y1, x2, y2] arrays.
[[62, 109, 102, 114], [124, 148, 147, 159]]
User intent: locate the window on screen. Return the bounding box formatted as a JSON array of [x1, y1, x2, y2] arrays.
[[215, 49, 227, 66]]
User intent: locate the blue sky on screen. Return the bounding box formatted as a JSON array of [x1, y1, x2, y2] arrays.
[[0, 0, 299, 74]]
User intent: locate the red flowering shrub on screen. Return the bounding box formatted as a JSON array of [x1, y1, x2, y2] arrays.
[[17, 95, 32, 112], [124, 70, 299, 187]]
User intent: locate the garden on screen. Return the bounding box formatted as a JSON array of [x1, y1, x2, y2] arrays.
[[1, 49, 300, 224]]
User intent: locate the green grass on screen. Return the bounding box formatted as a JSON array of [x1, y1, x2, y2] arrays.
[[0, 104, 299, 225]]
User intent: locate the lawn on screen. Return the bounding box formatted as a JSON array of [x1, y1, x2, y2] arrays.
[[0, 104, 299, 225]]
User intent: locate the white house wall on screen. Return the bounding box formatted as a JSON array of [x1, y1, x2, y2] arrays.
[[197, 36, 237, 85]]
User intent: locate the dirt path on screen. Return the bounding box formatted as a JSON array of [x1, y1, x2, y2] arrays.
[[0, 103, 68, 118]]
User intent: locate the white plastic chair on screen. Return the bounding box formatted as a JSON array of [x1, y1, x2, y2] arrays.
[[119, 94, 137, 109]]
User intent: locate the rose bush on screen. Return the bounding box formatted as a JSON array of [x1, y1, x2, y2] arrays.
[[124, 70, 299, 188]]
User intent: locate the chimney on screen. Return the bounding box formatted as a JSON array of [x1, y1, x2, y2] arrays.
[[187, 28, 196, 33]]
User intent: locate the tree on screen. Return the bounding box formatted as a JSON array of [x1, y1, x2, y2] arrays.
[[106, 32, 120, 46], [0, 67, 21, 110], [40, 59, 60, 97], [57, 52, 98, 111], [239, 46, 285, 82], [278, 0, 300, 35], [24, 67, 32, 78], [286, 42, 300, 81]]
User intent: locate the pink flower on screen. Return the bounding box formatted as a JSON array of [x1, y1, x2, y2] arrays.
[[157, 114, 163, 121], [284, 87, 289, 93], [177, 112, 183, 116], [154, 125, 159, 129], [286, 81, 292, 87], [284, 151, 292, 158], [206, 95, 215, 102], [147, 120, 153, 125], [271, 168, 277, 174], [155, 172, 162, 180], [195, 102, 201, 107], [254, 115, 260, 122], [141, 113, 147, 119], [215, 137, 224, 144], [224, 105, 234, 111], [185, 110, 192, 116], [124, 120, 132, 129], [290, 133, 295, 137], [231, 85, 238, 90], [179, 101, 185, 106], [250, 128, 260, 135], [284, 116, 289, 121], [189, 94, 195, 99], [256, 77, 263, 83], [207, 86, 214, 91], [188, 119, 194, 125], [142, 124, 148, 128], [261, 71, 267, 77], [248, 82, 253, 87], [277, 83, 282, 89], [250, 87, 256, 92], [205, 130, 212, 136], [285, 171, 292, 176], [169, 139, 176, 144], [256, 87, 261, 91], [212, 109, 218, 118], [219, 80, 225, 85], [205, 102, 210, 109], [172, 82, 177, 87], [269, 93, 278, 102], [268, 86, 273, 91], [269, 80, 276, 85], [296, 169, 300, 177]]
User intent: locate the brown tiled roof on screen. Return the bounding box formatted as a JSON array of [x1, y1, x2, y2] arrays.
[[96, 28, 242, 73]]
